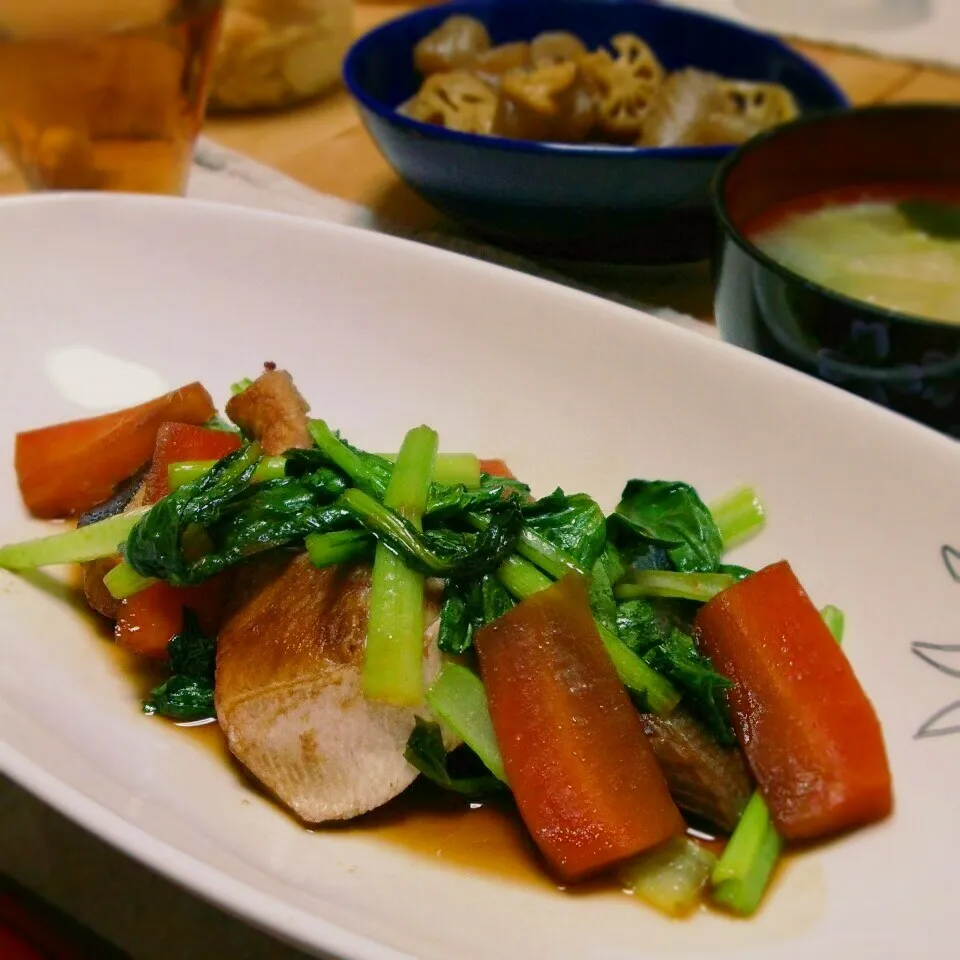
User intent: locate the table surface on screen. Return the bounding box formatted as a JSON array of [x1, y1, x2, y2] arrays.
[[3, 5, 960, 958]]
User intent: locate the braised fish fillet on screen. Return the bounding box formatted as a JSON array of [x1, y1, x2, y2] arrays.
[[216, 553, 443, 823], [225, 365, 312, 455]]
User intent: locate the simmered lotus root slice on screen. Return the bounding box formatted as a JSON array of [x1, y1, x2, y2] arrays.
[[469, 42, 530, 88], [715, 79, 799, 126], [530, 31, 588, 66], [580, 34, 664, 142], [643, 69, 799, 146], [400, 71, 497, 134], [414, 15, 491, 75], [494, 61, 594, 142]]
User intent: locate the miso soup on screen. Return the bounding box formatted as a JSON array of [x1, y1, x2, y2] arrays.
[[749, 187, 960, 325]]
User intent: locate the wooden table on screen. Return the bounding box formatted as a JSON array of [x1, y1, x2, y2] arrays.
[[203, 0, 960, 232]]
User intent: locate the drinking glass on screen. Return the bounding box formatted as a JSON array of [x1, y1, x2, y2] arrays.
[[0, 0, 224, 195]]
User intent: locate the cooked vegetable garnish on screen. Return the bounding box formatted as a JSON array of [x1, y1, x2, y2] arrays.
[[820, 604, 845, 643], [404, 717, 506, 799], [710, 792, 782, 916], [168, 455, 287, 490], [0, 365, 893, 923], [615, 570, 737, 603], [695, 561, 892, 840], [169, 452, 481, 493], [143, 610, 217, 721], [365, 425, 438, 705], [622, 836, 718, 917], [15, 382, 215, 519], [476, 573, 685, 881], [0, 506, 148, 569], [425, 662, 507, 782], [708, 485, 766, 549]]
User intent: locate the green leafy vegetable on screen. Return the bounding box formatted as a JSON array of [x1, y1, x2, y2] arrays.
[[615, 599, 662, 654], [0, 506, 149, 571], [711, 792, 782, 916], [365, 425, 438, 705], [820, 604, 845, 643], [642, 628, 734, 745], [124, 443, 355, 589], [622, 836, 717, 917], [425, 663, 508, 782], [339, 488, 524, 579], [305, 529, 373, 568], [404, 717, 506, 799], [719, 563, 754, 582], [522, 489, 607, 571], [143, 611, 217, 722], [708, 486, 766, 549], [611, 480, 723, 573], [898, 199, 960, 240], [438, 575, 514, 654], [615, 569, 737, 603]]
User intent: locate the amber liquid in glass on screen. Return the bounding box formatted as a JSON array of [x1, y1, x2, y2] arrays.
[[0, 1, 222, 194]]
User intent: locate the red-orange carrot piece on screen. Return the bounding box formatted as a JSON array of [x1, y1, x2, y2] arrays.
[[14, 382, 215, 519], [115, 578, 229, 659], [475, 572, 685, 882], [694, 561, 892, 841], [141, 422, 241, 502], [479, 458, 515, 479]]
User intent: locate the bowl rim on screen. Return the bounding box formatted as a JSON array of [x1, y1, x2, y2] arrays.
[[342, 0, 850, 162], [712, 102, 960, 333]]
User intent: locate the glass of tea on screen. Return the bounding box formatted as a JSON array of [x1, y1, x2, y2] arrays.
[[0, 0, 223, 195]]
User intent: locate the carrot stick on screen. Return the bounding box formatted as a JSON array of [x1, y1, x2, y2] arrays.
[[15, 383, 215, 518], [694, 561, 892, 841], [475, 572, 685, 881]]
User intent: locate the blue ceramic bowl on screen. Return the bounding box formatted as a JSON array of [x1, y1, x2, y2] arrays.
[[343, 0, 848, 263]]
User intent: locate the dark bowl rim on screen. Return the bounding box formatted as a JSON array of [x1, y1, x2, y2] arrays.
[[341, 0, 850, 162], [712, 102, 960, 333]]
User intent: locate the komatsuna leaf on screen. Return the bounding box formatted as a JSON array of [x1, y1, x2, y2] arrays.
[[404, 717, 505, 799], [611, 480, 723, 573], [643, 628, 735, 745], [523, 489, 607, 570], [144, 610, 217, 722]]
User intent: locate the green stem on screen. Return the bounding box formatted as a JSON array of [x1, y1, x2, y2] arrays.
[[0, 507, 150, 570], [305, 529, 372, 568], [711, 792, 782, 916], [820, 604, 845, 644], [169, 452, 481, 493], [424, 662, 507, 783], [380, 452, 481, 489], [711, 602, 843, 916], [709, 486, 766, 550], [364, 426, 438, 706], [168, 456, 286, 490], [309, 419, 390, 498], [615, 570, 736, 604], [104, 561, 157, 599], [495, 555, 680, 716]]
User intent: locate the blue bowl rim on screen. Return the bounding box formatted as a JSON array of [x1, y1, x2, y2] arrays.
[[342, 0, 851, 162], [712, 101, 960, 334]]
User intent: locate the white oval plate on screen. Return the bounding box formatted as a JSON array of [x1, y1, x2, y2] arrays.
[[0, 194, 957, 960]]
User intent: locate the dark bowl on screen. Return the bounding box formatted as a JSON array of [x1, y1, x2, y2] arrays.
[[343, 0, 848, 263], [713, 104, 960, 439]]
